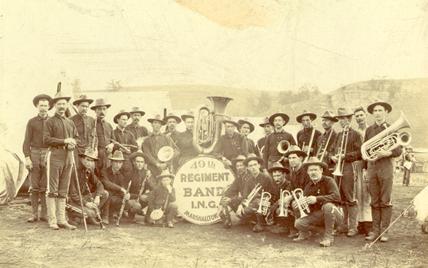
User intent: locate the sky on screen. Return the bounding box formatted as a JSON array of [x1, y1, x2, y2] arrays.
[[1, 0, 427, 151]]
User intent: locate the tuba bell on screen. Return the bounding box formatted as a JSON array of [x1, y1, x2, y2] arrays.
[[192, 96, 233, 154], [277, 140, 290, 154], [361, 112, 411, 161]]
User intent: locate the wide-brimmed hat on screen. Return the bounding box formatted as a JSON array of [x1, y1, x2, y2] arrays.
[[244, 153, 263, 166], [302, 156, 327, 169], [259, 117, 272, 127], [222, 119, 240, 128], [51, 89, 71, 106], [321, 111, 338, 122], [79, 147, 98, 160], [268, 113, 289, 126], [32, 94, 52, 107], [268, 162, 289, 174], [238, 119, 255, 133], [129, 107, 145, 116], [232, 155, 246, 165], [113, 109, 131, 124], [157, 170, 174, 180], [353, 106, 366, 114], [91, 98, 111, 110], [284, 145, 307, 158], [181, 111, 194, 121], [147, 114, 166, 125], [335, 107, 354, 118], [72, 95, 93, 106], [164, 113, 182, 123], [367, 100, 392, 114], [296, 110, 317, 123], [108, 150, 125, 161], [129, 151, 145, 161]]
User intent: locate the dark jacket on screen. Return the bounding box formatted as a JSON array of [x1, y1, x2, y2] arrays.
[[23, 115, 49, 157], [289, 165, 310, 190], [333, 127, 362, 163], [125, 167, 155, 199], [69, 163, 104, 205], [147, 185, 176, 209], [70, 113, 96, 153], [95, 118, 115, 149], [43, 113, 79, 147], [101, 166, 127, 196], [314, 128, 337, 168], [297, 127, 322, 157], [213, 132, 248, 161], [303, 176, 341, 212], [263, 130, 296, 167]]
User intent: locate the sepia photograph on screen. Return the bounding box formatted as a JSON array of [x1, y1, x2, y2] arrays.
[[0, 1, 427, 267]]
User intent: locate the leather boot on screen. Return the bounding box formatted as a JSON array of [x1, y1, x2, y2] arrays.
[[337, 205, 348, 233], [252, 214, 265, 233], [366, 207, 381, 241], [346, 205, 359, 237], [46, 197, 59, 230], [380, 207, 392, 242], [101, 202, 110, 225], [56, 198, 76, 230], [39, 192, 48, 222], [27, 192, 39, 222]]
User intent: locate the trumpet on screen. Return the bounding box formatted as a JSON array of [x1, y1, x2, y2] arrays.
[[291, 188, 310, 218], [361, 112, 411, 161], [257, 191, 272, 216], [242, 183, 262, 207], [278, 189, 292, 217], [332, 125, 349, 177]]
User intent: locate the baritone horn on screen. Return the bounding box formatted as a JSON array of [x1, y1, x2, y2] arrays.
[[361, 111, 411, 161], [257, 191, 272, 216], [291, 188, 310, 218], [193, 96, 233, 154], [278, 189, 292, 217], [277, 140, 291, 154]]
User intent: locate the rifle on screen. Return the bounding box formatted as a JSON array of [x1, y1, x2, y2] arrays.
[[116, 180, 132, 226], [84, 181, 105, 230]]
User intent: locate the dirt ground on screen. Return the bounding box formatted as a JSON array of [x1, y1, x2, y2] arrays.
[[1, 172, 427, 268]]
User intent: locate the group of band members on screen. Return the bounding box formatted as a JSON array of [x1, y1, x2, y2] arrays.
[[24, 90, 402, 246]]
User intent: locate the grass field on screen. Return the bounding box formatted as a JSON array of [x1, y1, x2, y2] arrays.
[[0, 172, 427, 268]]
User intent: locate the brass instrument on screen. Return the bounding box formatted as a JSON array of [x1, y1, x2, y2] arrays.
[[278, 189, 292, 217], [193, 96, 233, 154], [316, 129, 334, 163], [291, 188, 310, 218], [276, 140, 290, 163], [257, 191, 272, 216], [332, 126, 349, 177], [361, 112, 411, 161], [304, 126, 316, 162], [157, 146, 174, 162], [242, 183, 262, 207]]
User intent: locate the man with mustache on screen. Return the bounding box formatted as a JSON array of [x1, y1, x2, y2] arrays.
[[23, 93, 52, 223], [213, 119, 248, 167], [314, 111, 338, 176], [256, 117, 273, 157], [113, 109, 138, 173], [125, 107, 149, 143], [43, 90, 79, 230], [176, 112, 198, 166], [91, 98, 115, 175], [296, 110, 321, 158], [70, 95, 95, 155]]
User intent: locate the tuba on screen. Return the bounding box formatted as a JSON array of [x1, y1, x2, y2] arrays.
[[193, 96, 233, 154], [291, 188, 310, 218], [361, 112, 411, 161]]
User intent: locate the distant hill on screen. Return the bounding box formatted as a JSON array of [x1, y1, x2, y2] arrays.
[[101, 78, 428, 147]]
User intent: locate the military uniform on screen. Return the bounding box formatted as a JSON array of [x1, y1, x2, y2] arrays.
[[213, 132, 248, 162], [125, 122, 149, 141], [70, 113, 96, 155], [142, 132, 179, 176], [95, 118, 115, 172], [263, 130, 296, 169], [297, 127, 322, 157], [124, 167, 156, 219], [113, 127, 138, 172], [146, 184, 177, 224], [176, 129, 198, 167], [289, 165, 310, 191], [314, 128, 337, 174], [101, 165, 128, 217]]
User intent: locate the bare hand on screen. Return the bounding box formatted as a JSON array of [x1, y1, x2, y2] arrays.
[[377, 149, 392, 159], [86, 202, 97, 209], [94, 196, 100, 206], [25, 157, 33, 170], [306, 196, 317, 205], [124, 193, 131, 201], [106, 143, 114, 153], [64, 138, 77, 146]]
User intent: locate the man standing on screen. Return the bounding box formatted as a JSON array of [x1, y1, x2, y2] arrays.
[[256, 117, 273, 156], [125, 107, 149, 145], [91, 98, 115, 174], [43, 90, 79, 230], [213, 119, 248, 167], [23, 94, 52, 223], [365, 100, 402, 242], [353, 106, 372, 236], [263, 113, 296, 170], [314, 111, 338, 175], [331, 107, 362, 237], [238, 118, 260, 157], [292, 157, 343, 247], [402, 146, 416, 186], [70, 95, 95, 155], [142, 115, 180, 176], [113, 109, 138, 172], [296, 110, 321, 158], [164, 113, 182, 144], [176, 112, 198, 166]]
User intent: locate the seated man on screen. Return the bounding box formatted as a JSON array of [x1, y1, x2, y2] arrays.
[[125, 151, 156, 222], [292, 157, 343, 247], [68, 148, 110, 225], [145, 170, 178, 228], [100, 151, 130, 222]]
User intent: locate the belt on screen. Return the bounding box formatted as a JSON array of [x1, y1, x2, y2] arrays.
[[50, 145, 66, 150], [30, 147, 49, 152]]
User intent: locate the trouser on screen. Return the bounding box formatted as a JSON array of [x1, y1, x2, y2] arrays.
[[146, 202, 178, 223], [127, 194, 149, 214], [295, 203, 344, 239], [353, 161, 372, 222], [46, 149, 73, 198], [368, 159, 394, 234], [336, 162, 358, 231], [219, 196, 258, 223], [29, 149, 48, 218], [96, 148, 109, 177], [68, 190, 110, 220], [403, 169, 411, 186]]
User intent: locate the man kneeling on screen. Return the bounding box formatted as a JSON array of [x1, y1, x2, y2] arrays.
[[293, 157, 343, 247]]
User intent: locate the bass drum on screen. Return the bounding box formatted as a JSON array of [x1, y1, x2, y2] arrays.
[[173, 156, 235, 225]]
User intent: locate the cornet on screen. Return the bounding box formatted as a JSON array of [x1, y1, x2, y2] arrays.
[[242, 183, 262, 207], [291, 188, 310, 218], [278, 189, 292, 217], [257, 191, 272, 216]]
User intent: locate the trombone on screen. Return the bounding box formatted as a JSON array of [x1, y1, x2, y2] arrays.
[[316, 129, 334, 163], [291, 188, 310, 218], [332, 125, 349, 177], [304, 125, 316, 162]]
